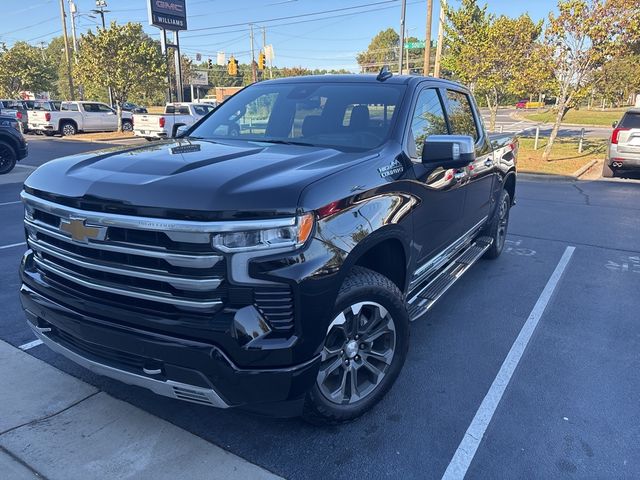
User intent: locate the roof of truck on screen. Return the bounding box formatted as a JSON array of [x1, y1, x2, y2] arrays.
[[259, 73, 466, 90]]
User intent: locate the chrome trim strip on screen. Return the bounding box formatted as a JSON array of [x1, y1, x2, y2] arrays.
[[410, 216, 488, 290], [25, 219, 221, 268], [29, 324, 230, 409], [28, 239, 222, 291], [34, 256, 222, 309], [22, 191, 296, 233]]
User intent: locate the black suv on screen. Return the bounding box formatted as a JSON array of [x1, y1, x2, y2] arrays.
[[19, 74, 517, 423], [0, 115, 28, 174]]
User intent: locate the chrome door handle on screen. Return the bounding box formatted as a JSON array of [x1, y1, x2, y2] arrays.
[[484, 159, 493, 167]]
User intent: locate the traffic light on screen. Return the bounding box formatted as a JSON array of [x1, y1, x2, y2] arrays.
[[258, 52, 265, 71], [227, 56, 239, 76], [207, 58, 213, 69]]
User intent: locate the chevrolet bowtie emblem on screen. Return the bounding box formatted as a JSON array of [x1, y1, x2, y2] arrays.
[[60, 217, 106, 243]]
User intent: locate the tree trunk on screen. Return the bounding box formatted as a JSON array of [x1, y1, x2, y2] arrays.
[[486, 89, 498, 132], [116, 103, 123, 132], [542, 103, 568, 162]]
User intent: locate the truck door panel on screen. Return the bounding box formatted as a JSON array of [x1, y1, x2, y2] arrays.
[[444, 89, 496, 232], [407, 87, 466, 269]]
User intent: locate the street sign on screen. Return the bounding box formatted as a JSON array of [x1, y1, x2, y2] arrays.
[[404, 41, 425, 49], [147, 0, 187, 31], [189, 70, 208, 86], [264, 44, 275, 62], [216, 52, 226, 66]]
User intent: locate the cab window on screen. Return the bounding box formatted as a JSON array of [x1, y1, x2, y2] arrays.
[[408, 88, 448, 159], [445, 90, 479, 141]]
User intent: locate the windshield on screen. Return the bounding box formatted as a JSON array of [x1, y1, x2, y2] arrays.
[[189, 82, 406, 151]]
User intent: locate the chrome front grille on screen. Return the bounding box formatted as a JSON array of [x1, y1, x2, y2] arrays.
[[22, 192, 226, 312]]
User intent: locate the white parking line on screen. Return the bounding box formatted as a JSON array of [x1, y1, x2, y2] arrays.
[[442, 246, 576, 480], [19, 339, 43, 351], [0, 242, 26, 250], [0, 200, 21, 206]]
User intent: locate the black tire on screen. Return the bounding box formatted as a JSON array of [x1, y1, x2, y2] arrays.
[[122, 120, 133, 132], [303, 266, 409, 425], [483, 189, 511, 260], [0, 141, 17, 175], [60, 121, 77, 136], [602, 161, 615, 178]]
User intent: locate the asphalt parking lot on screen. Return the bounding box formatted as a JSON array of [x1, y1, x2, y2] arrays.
[[1, 137, 639, 479]]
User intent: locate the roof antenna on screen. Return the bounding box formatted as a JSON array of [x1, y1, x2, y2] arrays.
[[376, 65, 393, 82]]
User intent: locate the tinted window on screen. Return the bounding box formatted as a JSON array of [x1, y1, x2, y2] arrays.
[[61, 103, 79, 111], [190, 82, 405, 151], [96, 104, 113, 113], [619, 112, 640, 129], [446, 90, 479, 141], [409, 88, 448, 158]]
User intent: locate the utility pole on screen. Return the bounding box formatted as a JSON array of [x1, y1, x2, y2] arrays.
[[423, 0, 433, 76], [250, 24, 257, 83], [174, 31, 184, 102], [92, 0, 113, 106], [398, 0, 407, 74], [59, 0, 75, 100], [433, 0, 446, 78]]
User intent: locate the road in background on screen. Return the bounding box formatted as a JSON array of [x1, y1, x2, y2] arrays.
[[480, 108, 612, 139]]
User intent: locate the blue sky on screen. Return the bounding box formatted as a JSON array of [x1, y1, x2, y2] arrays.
[[2, 0, 559, 71]]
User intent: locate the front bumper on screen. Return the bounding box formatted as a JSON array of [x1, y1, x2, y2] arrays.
[[20, 279, 322, 416]]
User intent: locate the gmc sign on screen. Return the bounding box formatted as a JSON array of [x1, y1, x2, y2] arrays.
[[148, 0, 187, 31]]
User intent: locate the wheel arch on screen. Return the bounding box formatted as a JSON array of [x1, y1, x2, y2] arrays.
[[503, 170, 516, 205]]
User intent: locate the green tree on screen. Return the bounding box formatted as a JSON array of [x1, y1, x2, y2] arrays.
[[595, 53, 640, 107], [357, 28, 399, 73], [0, 42, 55, 97], [74, 22, 165, 130], [542, 0, 640, 161], [443, 1, 547, 131]]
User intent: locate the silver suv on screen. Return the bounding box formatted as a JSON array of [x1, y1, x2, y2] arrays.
[[604, 108, 640, 178]]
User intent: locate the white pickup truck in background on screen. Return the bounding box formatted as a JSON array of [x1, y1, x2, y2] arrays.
[[28, 101, 133, 136], [133, 103, 214, 140]]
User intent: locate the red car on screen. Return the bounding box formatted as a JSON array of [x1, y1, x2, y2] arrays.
[[515, 100, 527, 109]]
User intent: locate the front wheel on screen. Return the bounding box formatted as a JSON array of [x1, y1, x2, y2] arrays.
[[121, 121, 133, 132], [483, 189, 511, 259], [303, 266, 409, 425], [0, 141, 17, 174]]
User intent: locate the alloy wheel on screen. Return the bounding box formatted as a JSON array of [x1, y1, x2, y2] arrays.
[[317, 301, 396, 405], [0, 144, 14, 173], [496, 197, 509, 250], [62, 124, 76, 136]]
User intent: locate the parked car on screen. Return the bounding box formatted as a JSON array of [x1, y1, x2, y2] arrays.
[[28, 101, 133, 136], [0, 100, 29, 133], [120, 102, 148, 114], [603, 108, 640, 178], [515, 100, 527, 109], [0, 114, 28, 174], [19, 73, 517, 423], [133, 102, 214, 140]]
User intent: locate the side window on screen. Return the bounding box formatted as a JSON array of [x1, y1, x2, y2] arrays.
[[445, 90, 479, 141], [96, 104, 113, 113], [409, 88, 448, 158]]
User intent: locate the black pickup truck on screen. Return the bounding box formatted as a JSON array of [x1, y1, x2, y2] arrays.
[[19, 73, 517, 423], [0, 114, 28, 174]]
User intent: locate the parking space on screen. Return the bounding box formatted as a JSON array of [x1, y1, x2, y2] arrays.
[[1, 139, 639, 479]]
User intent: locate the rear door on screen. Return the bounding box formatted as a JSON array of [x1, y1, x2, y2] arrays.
[[79, 103, 103, 131], [406, 85, 467, 274], [443, 89, 496, 234]]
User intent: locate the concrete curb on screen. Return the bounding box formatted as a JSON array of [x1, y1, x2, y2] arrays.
[[572, 159, 599, 179], [518, 172, 576, 182], [0, 339, 283, 480], [510, 111, 612, 129]]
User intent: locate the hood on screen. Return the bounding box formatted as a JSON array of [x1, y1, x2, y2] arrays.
[[24, 139, 373, 220]]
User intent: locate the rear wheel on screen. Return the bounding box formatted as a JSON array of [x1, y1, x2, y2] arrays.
[[61, 122, 77, 136], [303, 267, 409, 425], [602, 161, 615, 178], [0, 141, 17, 175], [483, 189, 510, 260]]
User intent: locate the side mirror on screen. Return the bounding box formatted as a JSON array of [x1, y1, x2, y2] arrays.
[[612, 121, 618, 128], [175, 125, 189, 137], [422, 135, 476, 169]]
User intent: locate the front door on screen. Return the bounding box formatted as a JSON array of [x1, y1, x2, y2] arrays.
[[406, 87, 467, 279], [443, 89, 496, 233], [81, 103, 104, 131], [96, 103, 118, 131]]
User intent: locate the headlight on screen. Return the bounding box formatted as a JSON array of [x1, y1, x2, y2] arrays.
[[212, 213, 314, 252]]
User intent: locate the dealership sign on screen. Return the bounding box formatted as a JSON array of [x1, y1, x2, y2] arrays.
[[148, 0, 187, 31]]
